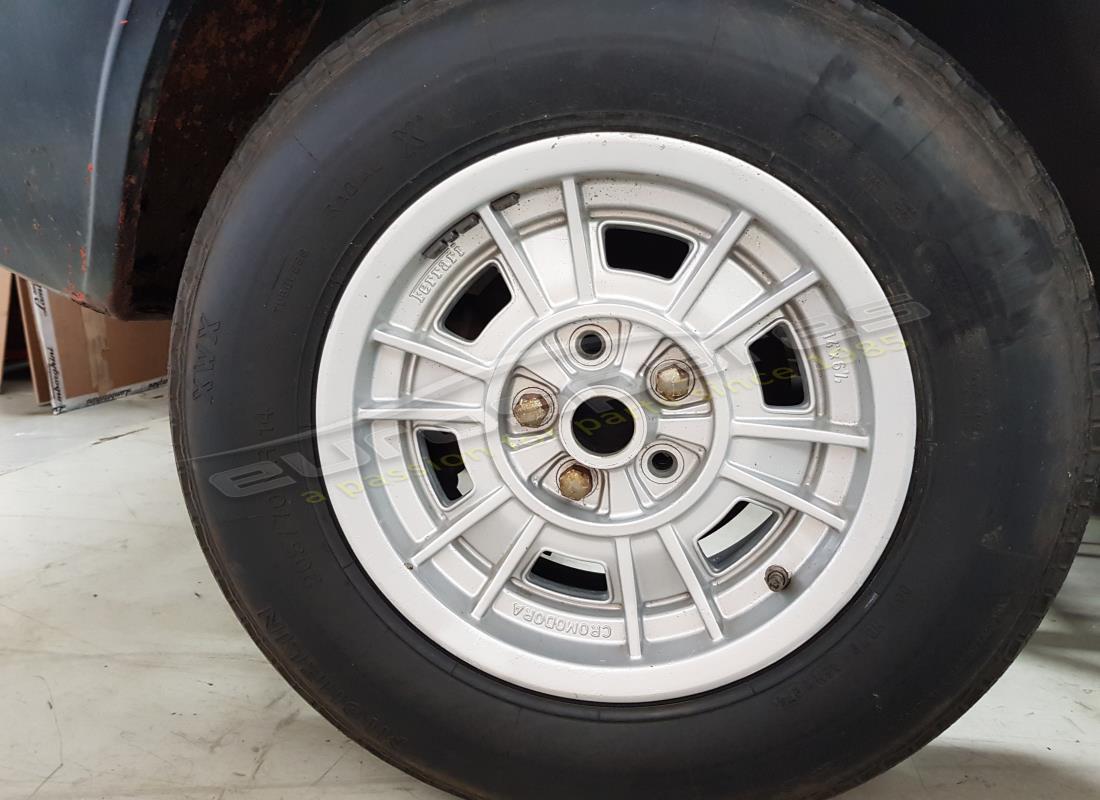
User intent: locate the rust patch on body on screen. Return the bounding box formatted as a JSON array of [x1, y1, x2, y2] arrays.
[[110, 0, 322, 318]]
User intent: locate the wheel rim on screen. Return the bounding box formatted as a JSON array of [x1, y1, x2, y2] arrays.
[[316, 133, 917, 702]]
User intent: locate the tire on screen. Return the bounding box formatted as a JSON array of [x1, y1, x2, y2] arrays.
[[170, 1, 1099, 798]]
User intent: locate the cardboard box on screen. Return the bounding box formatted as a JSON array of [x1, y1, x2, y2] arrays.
[[12, 277, 169, 413], [0, 268, 12, 393], [12, 275, 50, 404]]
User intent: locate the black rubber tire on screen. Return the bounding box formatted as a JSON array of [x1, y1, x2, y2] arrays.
[[170, 1, 1100, 798]]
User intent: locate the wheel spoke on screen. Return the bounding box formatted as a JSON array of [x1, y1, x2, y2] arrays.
[[607, 468, 644, 516], [626, 464, 659, 503], [525, 339, 575, 390], [562, 177, 596, 303], [408, 488, 510, 568], [479, 203, 553, 317], [703, 270, 821, 350], [655, 409, 714, 447], [617, 320, 663, 380], [720, 462, 846, 530], [506, 434, 566, 478], [615, 537, 643, 660], [471, 515, 545, 619], [359, 400, 483, 424], [669, 210, 753, 320], [658, 525, 723, 641], [732, 420, 870, 449], [373, 328, 494, 381]]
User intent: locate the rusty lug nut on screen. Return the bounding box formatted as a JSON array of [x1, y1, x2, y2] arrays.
[[512, 391, 553, 429], [765, 565, 792, 592], [558, 464, 595, 502], [653, 361, 694, 401]]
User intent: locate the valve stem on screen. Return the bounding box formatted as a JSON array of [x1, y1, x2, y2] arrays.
[[765, 565, 792, 592]]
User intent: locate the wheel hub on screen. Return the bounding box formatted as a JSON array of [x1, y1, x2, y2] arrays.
[[487, 306, 725, 535], [497, 315, 714, 524]]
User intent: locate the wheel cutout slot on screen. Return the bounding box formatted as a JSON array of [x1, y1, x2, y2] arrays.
[[442, 264, 512, 341], [748, 322, 807, 408], [417, 429, 472, 505], [698, 501, 777, 572], [527, 551, 610, 601], [603, 226, 691, 281]]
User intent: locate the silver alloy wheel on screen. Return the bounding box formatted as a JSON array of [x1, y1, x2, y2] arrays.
[[315, 133, 917, 703]]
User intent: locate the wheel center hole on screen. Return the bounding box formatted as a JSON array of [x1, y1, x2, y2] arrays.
[[571, 396, 635, 455]]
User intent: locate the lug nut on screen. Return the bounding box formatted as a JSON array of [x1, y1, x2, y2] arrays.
[[558, 464, 595, 502], [513, 390, 553, 429], [765, 565, 792, 592], [653, 361, 694, 401]]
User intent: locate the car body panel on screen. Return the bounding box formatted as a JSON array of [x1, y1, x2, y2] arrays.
[[0, 0, 1096, 318], [0, 0, 173, 313]]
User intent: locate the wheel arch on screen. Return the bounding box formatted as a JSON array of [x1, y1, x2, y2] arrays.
[[116, 0, 337, 317], [117, 0, 1098, 318]]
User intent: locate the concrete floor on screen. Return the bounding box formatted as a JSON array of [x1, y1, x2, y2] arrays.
[[1, 376, 1098, 800]]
